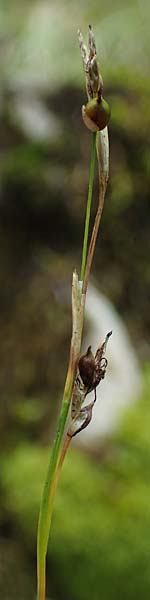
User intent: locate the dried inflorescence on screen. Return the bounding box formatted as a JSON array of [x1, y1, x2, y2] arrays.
[[78, 25, 111, 133], [68, 331, 112, 437], [78, 24, 103, 100]]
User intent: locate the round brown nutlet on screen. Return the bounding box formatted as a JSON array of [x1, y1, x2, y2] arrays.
[[78, 346, 95, 387], [82, 96, 111, 132]]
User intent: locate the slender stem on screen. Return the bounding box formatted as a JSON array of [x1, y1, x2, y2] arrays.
[[80, 132, 97, 282], [37, 432, 72, 599], [48, 434, 72, 502], [37, 273, 85, 600], [82, 129, 109, 295], [37, 394, 71, 600], [82, 184, 105, 295], [37, 129, 98, 599]]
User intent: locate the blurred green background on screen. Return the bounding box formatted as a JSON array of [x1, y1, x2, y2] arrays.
[[0, 1, 150, 598]]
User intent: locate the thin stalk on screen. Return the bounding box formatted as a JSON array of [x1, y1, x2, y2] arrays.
[[80, 131, 97, 282], [83, 128, 109, 295], [37, 126, 108, 599], [37, 391, 71, 600], [37, 130, 97, 598], [37, 273, 85, 600], [82, 184, 105, 295], [37, 432, 72, 598], [37, 129, 106, 599]]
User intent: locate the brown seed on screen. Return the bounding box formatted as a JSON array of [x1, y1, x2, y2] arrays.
[[78, 346, 95, 387], [82, 96, 111, 132]]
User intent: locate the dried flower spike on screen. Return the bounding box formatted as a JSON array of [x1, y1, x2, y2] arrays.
[[78, 24, 103, 99], [78, 25, 111, 132]]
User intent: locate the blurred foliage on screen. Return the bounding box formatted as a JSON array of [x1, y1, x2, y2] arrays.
[[0, 367, 150, 599], [0, 2, 149, 358], [0, 539, 34, 600], [0, 0, 149, 87], [0, 2, 150, 597], [0, 246, 72, 446]]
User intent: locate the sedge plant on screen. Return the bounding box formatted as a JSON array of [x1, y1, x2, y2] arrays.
[[37, 25, 111, 600]]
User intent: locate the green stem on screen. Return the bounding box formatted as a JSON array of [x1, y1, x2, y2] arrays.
[[80, 131, 97, 282], [37, 388, 72, 600], [37, 133, 97, 600]]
